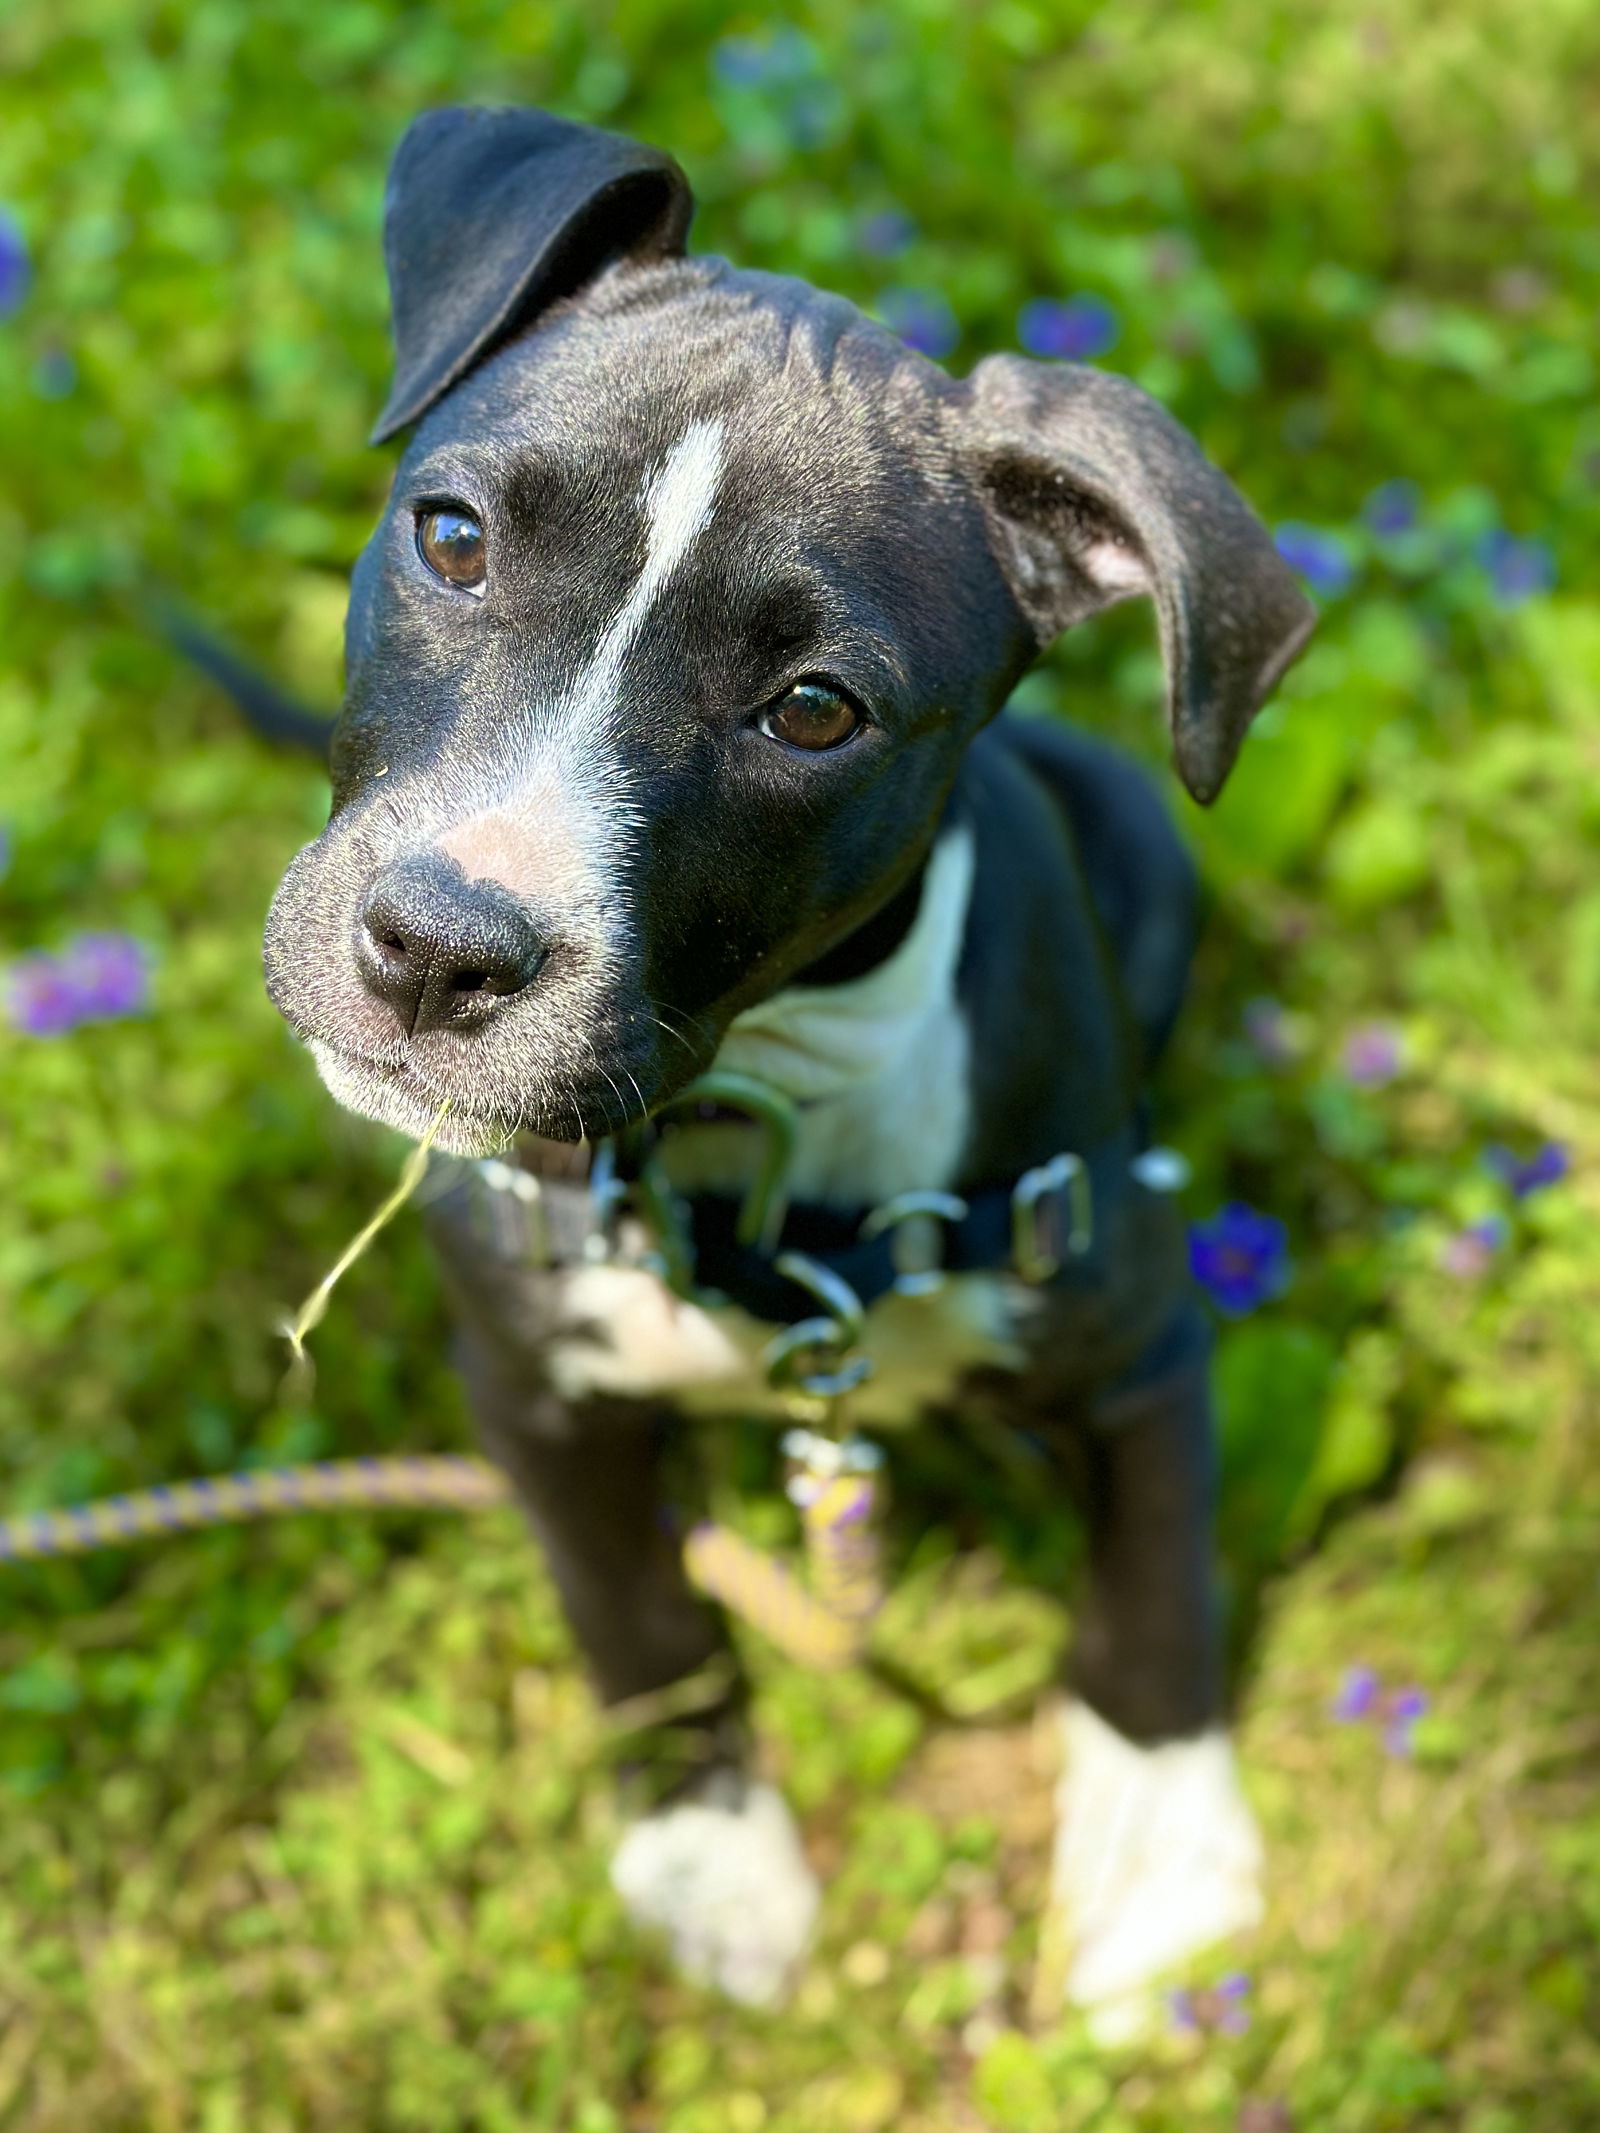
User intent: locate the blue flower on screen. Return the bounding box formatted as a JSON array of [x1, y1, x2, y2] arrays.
[[1274, 523, 1356, 599], [1362, 479, 1422, 537], [0, 207, 29, 320], [858, 208, 916, 259], [1018, 294, 1120, 362], [1483, 1140, 1569, 1199], [1189, 1203, 1291, 1316], [877, 287, 959, 360], [1477, 528, 1555, 608]]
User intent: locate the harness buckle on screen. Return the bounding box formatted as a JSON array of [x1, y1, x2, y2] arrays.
[[1011, 1152, 1093, 1283], [762, 1251, 873, 1417], [859, 1189, 970, 1296]]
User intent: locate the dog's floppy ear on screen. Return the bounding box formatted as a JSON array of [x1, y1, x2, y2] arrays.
[[371, 105, 692, 445], [961, 354, 1314, 803]]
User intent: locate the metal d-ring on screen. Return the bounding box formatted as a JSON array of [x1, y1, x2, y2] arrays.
[[653, 1070, 799, 1256], [1012, 1151, 1093, 1284], [859, 1189, 970, 1296], [763, 1251, 873, 1404]]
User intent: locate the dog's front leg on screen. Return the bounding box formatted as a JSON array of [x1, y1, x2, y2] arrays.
[[1046, 1310, 1263, 2039], [454, 1322, 820, 2006]]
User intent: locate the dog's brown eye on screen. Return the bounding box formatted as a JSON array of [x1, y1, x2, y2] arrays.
[[759, 682, 863, 752], [417, 508, 486, 592]]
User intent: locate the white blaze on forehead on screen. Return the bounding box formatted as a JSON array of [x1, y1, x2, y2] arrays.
[[430, 418, 726, 918], [559, 413, 726, 733]]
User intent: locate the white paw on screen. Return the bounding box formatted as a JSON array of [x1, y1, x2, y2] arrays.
[[610, 1777, 820, 2007], [1049, 1700, 1264, 2042]]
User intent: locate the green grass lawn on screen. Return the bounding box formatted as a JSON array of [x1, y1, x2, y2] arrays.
[[2, 2, 1599, 2125]]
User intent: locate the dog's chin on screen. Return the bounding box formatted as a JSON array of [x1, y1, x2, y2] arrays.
[[307, 1042, 517, 1155], [303, 1041, 659, 1154]]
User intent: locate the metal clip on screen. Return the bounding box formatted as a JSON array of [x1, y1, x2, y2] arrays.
[[1011, 1151, 1092, 1283], [762, 1251, 873, 1414], [859, 1189, 970, 1296], [782, 1427, 885, 1625]]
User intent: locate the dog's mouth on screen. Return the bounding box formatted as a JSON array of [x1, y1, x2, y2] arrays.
[[304, 1035, 669, 1156]]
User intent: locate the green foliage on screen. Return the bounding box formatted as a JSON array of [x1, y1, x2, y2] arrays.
[[2, 0, 1599, 2125]]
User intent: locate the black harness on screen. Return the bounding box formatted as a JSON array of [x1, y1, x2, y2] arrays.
[[466, 1103, 1188, 1329]]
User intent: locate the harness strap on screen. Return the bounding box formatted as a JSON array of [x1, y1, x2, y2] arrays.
[[661, 1132, 1148, 1324], [476, 1121, 1188, 1327]]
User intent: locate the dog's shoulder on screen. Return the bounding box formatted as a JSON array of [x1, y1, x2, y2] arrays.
[[977, 713, 1199, 1070]]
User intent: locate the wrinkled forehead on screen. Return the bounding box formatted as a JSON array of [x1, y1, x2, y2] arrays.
[[399, 262, 957, 541]]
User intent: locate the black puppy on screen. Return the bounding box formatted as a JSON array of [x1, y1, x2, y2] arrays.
[[264, 106, 1312, 2028]]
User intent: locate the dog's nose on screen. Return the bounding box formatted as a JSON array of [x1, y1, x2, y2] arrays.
[[356, 853, 548, 1037]]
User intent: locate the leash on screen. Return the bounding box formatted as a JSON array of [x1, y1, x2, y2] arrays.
[[0, 1449, 875, 1675], [3, 1077, 1188, 1692]]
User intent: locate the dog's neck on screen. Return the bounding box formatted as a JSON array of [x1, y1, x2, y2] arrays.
[[659, 827, 976, 1208], [716, 828, 973, 1104]]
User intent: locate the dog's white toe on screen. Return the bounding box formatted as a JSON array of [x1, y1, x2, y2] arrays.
[[610, 1776, 820, 2007], [1048, 1699, 1264, 2039]]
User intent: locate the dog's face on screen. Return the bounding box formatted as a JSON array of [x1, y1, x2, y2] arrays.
[[264, 107, 1312, 1155], [267, 270, 1028, 1151]]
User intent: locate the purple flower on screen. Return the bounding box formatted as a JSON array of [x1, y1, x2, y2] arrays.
[[1439, 1215, 1506, 1278], [858, 208, 916, 259], [1477, 529, 1555, 608], [1273, 522, 1356, 599], [1332, 1664, 1381, 1721], [1332, 1667, 1429, 1755], [0, 208, 29, 320], [4, 931, 152, 1036], [1018, 294, 1120, 363], [61, 932, 150, 1017], [1242, 995, 1303, 1068], [1363, 479, 1422, 537], [1169, 1972, 1252, 2036], [1382, 1686, 1429, 1759], [7, 954, 85, 1036], [1189, 1203, 1291, 1316], [1484, 1140, 1569, 1199], [877, 287, 959, 360], [1340, 1020, 1403, 1087]]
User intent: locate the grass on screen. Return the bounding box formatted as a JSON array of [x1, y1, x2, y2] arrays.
[[2, 0, 1599, 2124]]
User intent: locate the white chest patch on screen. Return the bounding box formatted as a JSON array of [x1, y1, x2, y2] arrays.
[[544, 827, 1030, 1418]]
